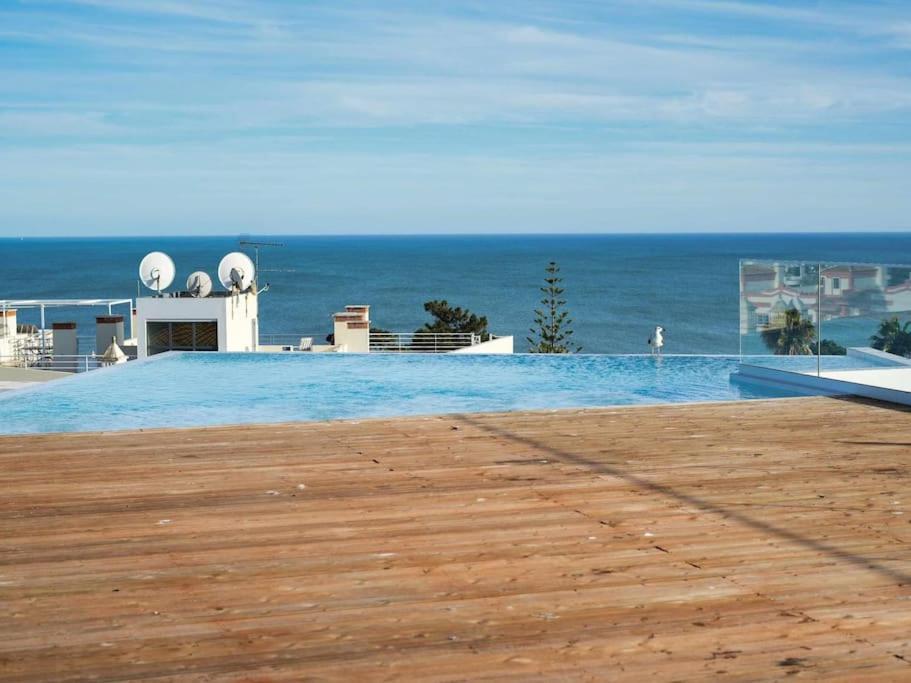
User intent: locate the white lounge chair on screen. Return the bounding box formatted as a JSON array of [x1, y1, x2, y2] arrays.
[[299, 337, 313, 352]]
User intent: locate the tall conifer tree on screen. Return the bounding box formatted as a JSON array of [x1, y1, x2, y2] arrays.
[[528, 261, 581, 353]]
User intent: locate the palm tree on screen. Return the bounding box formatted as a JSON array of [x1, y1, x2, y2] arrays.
[[871, 317, 911, 357], [760, 308, 816, 355]]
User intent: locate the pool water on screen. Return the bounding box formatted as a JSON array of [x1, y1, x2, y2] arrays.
[[0, 353, 810, 435]]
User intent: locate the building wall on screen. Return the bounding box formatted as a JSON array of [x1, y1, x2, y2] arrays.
[[135, 292, 258, 359], [449, 336, 514, 354], [222, 293, 259, 353], [0, 309, 16, 358]]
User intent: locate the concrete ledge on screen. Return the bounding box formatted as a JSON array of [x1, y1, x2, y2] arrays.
[[733, 363, 911, 407], [449, 336, 514, 354], [847, 347, 911, 366]]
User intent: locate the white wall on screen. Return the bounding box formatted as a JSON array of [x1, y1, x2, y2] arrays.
[[0, 309, 16, 358], [135, 292, 258, 359], [223, 292, 258, 353], [450, 335, 514, 354], [1, 309, 15, 338]]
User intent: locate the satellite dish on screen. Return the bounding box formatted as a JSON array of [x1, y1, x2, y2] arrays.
[[138, 251, 176, 293], [218, 252, 256, 292], [186, 271, 213, 298]]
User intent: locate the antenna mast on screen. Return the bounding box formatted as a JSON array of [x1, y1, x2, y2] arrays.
[[239, 240, 284, 273]]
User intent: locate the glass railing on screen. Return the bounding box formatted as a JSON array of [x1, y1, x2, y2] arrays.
[[739, 259, 911, 377]]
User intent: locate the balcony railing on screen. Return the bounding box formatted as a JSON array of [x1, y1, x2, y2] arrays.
[[258, 332, 483, 352], [258, 334, 319, 350], [0, 354, 109, 373], [369, 332, 480, 353]]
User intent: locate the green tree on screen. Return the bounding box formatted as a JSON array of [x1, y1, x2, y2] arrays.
[[760, 308, 816, 355], [871, 317, 911, 357], [527, 261, 581, 353], [818, 339, 846, 356], [416, 300, 488, 339]]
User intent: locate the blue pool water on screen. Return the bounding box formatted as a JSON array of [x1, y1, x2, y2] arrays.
[[0, 353, 814, 435]]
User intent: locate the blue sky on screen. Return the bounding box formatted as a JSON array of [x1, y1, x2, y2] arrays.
[[1, 0, 910, 235]]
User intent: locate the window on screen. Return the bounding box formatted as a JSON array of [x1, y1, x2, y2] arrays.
[[831, 277, 841, 291], [147, 321, 218, 355]]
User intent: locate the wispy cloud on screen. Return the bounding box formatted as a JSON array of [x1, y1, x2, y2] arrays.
[[0, 0, 909, 233], [59, 0, 269, 25]]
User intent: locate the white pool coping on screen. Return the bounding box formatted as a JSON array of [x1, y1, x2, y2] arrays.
[[734, 362, 911, 406]]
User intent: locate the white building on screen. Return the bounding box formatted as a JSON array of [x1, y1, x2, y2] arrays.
[[134, 291, 258, 359]]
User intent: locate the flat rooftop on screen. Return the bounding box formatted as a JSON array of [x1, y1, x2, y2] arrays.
[[1, 397, 910, 681]]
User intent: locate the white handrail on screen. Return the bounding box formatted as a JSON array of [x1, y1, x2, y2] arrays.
[[368, 332, 480, 353], [0, 353, 133, 373]]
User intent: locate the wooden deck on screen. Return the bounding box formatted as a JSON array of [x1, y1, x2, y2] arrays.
[[1, 397, 910, 681]]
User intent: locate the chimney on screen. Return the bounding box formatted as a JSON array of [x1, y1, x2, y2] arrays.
[[332, 305, 370, 353], [96, 315, 125, 356]]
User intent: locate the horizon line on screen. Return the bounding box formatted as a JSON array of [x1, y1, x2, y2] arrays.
[[2, 229, 911, 240]]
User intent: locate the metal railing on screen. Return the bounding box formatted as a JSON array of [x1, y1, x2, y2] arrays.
[[258, 334, 319, 350], [369, 332, 480, 353], [0, 354, 115, 373]]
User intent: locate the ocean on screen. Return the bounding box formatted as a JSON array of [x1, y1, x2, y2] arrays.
[[3, 233, 910, 354]]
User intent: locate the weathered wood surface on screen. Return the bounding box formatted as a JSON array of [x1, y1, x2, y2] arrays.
[[1, 397, 910, 682]]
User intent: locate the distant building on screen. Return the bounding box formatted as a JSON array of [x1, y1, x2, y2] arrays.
[[135, 290, 258, 359]]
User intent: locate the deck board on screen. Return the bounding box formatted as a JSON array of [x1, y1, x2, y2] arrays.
[[1, 396, 911, 681]]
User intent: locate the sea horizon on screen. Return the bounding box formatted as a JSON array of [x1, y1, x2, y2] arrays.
[[3, 229, 911, 240]]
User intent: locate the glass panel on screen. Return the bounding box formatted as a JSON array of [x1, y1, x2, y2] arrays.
[[740, 260, 819, 366], [740, 260, 911, 379], [818, 263, 911, 373]]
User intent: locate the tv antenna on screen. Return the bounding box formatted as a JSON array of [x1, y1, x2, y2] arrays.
[[138, 251, 176, 295], [239, 240, 284, 273]]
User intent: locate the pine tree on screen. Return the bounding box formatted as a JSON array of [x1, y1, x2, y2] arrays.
[[527, 261, 581, 353], [416, 300, 488, 338]]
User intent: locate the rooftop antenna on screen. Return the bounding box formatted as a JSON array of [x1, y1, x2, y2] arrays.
[[218, 252, 256, 292], [186, 271, 213, 298], [138, 251, 176, 296], [239, 240, 283, 273]]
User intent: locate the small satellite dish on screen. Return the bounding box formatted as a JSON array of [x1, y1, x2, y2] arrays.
[[218, 252, 256, 292], [186, 271, 213, 298], [138, 251, 176, 293]]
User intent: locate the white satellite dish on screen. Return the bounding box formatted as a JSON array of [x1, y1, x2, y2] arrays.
[[218, 252, 256, 292], [186, 271, 213, 298], [138, 251, 176, 293]]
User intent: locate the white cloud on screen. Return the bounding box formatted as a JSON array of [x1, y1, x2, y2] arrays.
[[2, 5, 910, 135], [0, 1, 909, 233]]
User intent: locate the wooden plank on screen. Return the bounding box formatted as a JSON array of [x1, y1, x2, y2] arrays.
[[1, 396, 910, 681]]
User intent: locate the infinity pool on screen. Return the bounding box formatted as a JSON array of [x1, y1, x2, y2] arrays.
[[0, 353, 811, 435]]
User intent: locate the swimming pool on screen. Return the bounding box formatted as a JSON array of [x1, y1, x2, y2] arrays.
[[0, 353, 814, 435]]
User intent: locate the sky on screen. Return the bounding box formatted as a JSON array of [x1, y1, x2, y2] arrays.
[[1, 0, 910, 236]]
